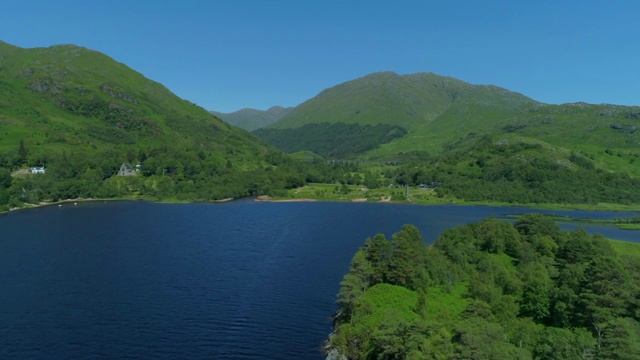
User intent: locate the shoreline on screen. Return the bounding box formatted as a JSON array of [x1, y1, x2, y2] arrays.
[[2, 196, 238, 214], [257, 195, 640, 213], [3, 195, 639, 217], [7, 198, 124, 213], [255, 195, 317, 202]]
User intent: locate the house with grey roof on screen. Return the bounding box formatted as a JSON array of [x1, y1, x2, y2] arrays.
[[117, 163, 136, 176]]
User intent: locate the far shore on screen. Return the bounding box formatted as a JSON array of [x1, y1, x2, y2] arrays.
[[2, 196, 237, 215], [256, 195, 640, 213], [255, 195, 317, 202], [7, 198, 123, 213], [3, 194, 639, 220]]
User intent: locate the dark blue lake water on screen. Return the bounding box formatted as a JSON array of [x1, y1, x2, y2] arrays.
[[0, 200, 638, 359]]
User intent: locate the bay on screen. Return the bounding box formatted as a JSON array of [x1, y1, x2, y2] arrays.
[[0, 200, 638, 359]]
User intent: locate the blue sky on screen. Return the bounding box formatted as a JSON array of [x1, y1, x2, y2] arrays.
[[1, 1, 639, 112]]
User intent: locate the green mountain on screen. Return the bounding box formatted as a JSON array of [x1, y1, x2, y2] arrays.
[[0, 40, 296, 208], [257, 71, 538, 155], [256, 71, 640, 159], [0, 40, 265, 159], [210, 106, 293, 131], [269, 71, 496, 130]]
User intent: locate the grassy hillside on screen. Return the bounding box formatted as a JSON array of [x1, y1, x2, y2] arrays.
[[503, 102, 640, 149], [369, 83, 541, 155], [0, 40, 305, 209], [210, 105, 292, 131], [373, 100, 640, 156], [0, 40, 267, 164]]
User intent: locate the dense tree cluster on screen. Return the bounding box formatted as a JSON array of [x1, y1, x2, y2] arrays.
[[0, 142, 361, 212], [388, 137, 640, 204], [328, 215, 640, 359], [254, 122, 407, 158]]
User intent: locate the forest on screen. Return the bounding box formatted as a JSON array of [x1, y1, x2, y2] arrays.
[[328, 214, 640, 359], [0, 141, 358, 212], [253, 122, 407, 158]]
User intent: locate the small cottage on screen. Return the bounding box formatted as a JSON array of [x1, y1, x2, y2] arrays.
[[117, 163, 136, 176]]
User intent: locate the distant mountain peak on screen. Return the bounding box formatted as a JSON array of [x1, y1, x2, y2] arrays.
[[210, 106, 293, 131], [269, 71, 505, 130]]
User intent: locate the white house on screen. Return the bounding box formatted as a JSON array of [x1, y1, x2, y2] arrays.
[[30, 166, 45, 174]]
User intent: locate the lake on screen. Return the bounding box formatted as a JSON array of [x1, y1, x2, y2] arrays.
[[0, 200, 638, 359]]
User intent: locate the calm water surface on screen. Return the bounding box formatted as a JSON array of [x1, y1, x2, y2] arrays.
[[0, 200, 638, 359]]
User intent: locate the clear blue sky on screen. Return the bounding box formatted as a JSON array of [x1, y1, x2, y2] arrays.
[[1, 1, 639, 112]]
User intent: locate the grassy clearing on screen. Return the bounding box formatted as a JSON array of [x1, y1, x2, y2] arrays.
[[609, 239, 640, 259], [530, 214, 640, 232], [617, 224, 640, 230], [357, 283, 420, 326], [271, 183, 402, 202], [271, 183, 467, 204], [423, 283, 469, 321]]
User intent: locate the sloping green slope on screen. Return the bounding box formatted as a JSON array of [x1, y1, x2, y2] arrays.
[[0, 40, 269, 168], [500, 102, 640, 149], [374, 101, 640, 157], [369, 83, 538, 155]]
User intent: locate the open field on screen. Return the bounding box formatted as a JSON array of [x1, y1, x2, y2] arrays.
[[609, 239, 640, 258]]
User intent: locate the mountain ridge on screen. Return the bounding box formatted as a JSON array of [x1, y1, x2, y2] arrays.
[[252, 71, 640, 159], [269, 71, 500, 130]]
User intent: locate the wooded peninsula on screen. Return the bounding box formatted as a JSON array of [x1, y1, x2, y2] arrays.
[[327, 214, 640, 359]]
